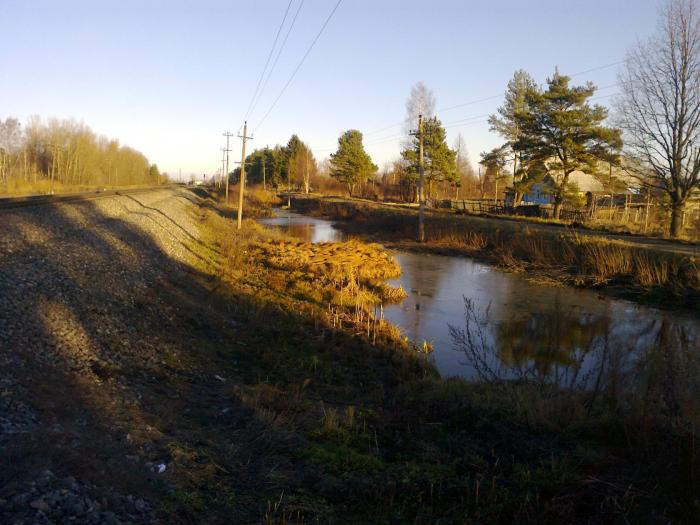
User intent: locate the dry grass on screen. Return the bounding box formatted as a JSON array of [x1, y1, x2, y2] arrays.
[[255, 238, 401, 283]]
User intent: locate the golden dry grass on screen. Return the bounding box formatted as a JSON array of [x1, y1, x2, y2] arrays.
[[256, 238, 401, 283]]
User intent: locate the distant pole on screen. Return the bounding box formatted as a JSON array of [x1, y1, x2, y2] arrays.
[[221, 148, 227, 190], [237, 121, 253, 229], [413, 114, 425, 242], [644, 191, 651, 233], [223, 132, 233, 204], [262, 155, 266, 191]]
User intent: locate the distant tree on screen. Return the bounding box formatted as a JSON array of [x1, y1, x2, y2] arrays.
[[616, 0, 700, 237], [403, 82, 436, 149], [453, 133, 477, 199], [148, 164, 160, 182], [405, 81, 436, 123], [329, 130, 377, 196], [401, 117, 457, 200], [0, 116, 155, 193], [234, 146, 278, 188], [285, 138, 316, 193], [516, 70, 622, 219], [488, 70, 538, 205], [283, 134, 303, 190], [479, 146, 510, 201]]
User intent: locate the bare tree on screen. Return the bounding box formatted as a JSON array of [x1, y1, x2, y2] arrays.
[[616, 0, 700, 237], [405, 81, 436, 123], [403, 82, 436, 148], [453, 133, 476, 199]]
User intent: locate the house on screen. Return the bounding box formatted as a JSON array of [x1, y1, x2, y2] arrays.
[[506, 169, 638, 207]]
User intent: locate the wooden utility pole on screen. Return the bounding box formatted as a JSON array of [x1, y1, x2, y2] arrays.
[[220, 148, 227, 190], [262, 155, 266, 191], [223, 131, 233, 204], [410, 114, 425, 242], [236, 121, 253, 230]]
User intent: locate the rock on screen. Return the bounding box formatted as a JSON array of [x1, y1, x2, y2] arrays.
[[30, 498, 49, 512]]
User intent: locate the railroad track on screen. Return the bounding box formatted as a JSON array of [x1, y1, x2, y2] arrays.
[[0, 185, 181, 210]]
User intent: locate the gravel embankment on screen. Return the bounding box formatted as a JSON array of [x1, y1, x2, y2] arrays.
[[0, 188, 212, 524]]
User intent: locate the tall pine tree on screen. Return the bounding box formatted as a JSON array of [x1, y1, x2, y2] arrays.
[[488, 69, 538, 205], [401, 117, 457, 200], [330, 130, 377, 196], [516, 70, 622, 218]]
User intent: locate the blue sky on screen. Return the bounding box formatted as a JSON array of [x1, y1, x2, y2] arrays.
[[1, 0, 660, 178]]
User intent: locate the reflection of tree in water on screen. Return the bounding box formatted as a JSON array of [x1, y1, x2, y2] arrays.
[[630, 320, 700, 422], [494, 303, 611, 378], [450, 296, 700, 413], [450, 298, 609, 388]]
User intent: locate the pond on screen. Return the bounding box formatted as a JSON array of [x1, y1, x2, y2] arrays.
[[260, 209, 700, 392]]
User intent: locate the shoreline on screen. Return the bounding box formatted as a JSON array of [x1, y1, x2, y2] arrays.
[[289, 195, 700, 312]]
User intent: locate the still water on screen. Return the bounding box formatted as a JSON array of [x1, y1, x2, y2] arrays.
[[260, 210, 700, 387]]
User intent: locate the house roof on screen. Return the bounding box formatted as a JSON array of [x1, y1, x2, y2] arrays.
[[567, 171, 604, 193]]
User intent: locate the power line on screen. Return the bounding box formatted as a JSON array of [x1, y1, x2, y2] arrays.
[[570, 60, 625, 77], [244, 0, 294, 121], [254, 0, 343, 133], [248, 0, 306, 121], [362, 60, 625, 138]]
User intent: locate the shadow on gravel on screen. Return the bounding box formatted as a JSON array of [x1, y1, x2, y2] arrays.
[[0, 195, 314, 523]]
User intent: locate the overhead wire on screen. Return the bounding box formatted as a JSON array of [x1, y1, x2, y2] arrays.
[[254, 0, 343, 134], [247, 0, 306, 122], [243, 0, 294, 121], [360, 60, 625, 140]]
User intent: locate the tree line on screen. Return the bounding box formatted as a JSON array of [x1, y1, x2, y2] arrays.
[[0, 117, 163, 194], [325, 0, 700, 238], [232, 134, 322, 193], [235, 0, 698, 238]]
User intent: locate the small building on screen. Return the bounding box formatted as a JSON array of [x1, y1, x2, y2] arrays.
[[523, 171, 605, 204]]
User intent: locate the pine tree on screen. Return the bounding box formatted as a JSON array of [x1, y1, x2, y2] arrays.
[[479, 146, 510, 201], [329, 130, 377, 196], [516, 70, 622, 218], [488, 69, 538, 205], [401, 117, 457, 200]]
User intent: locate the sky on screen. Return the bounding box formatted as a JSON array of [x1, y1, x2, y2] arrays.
[[1, 0, 662, 179]]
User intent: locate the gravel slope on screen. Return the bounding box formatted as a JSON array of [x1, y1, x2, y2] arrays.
[[0, 188, 215, 524]]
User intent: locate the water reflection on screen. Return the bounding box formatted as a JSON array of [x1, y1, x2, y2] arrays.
[[259, 209, 344, 243], [449, 299, 700, 388], [450, 296, 700, 405]]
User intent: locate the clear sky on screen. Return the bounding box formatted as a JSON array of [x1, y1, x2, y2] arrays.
[[1, 0, 661, 178]]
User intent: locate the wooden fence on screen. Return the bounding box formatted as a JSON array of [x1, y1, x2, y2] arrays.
[[442, 199, 630, 225]]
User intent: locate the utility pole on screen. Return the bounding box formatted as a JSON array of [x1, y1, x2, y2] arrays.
[[221, 148, 227, 193], [223, 131, 234, 204], [410, 114, 425, 242], [262, 155, 266, 191], [236, 121, 253, 230]]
